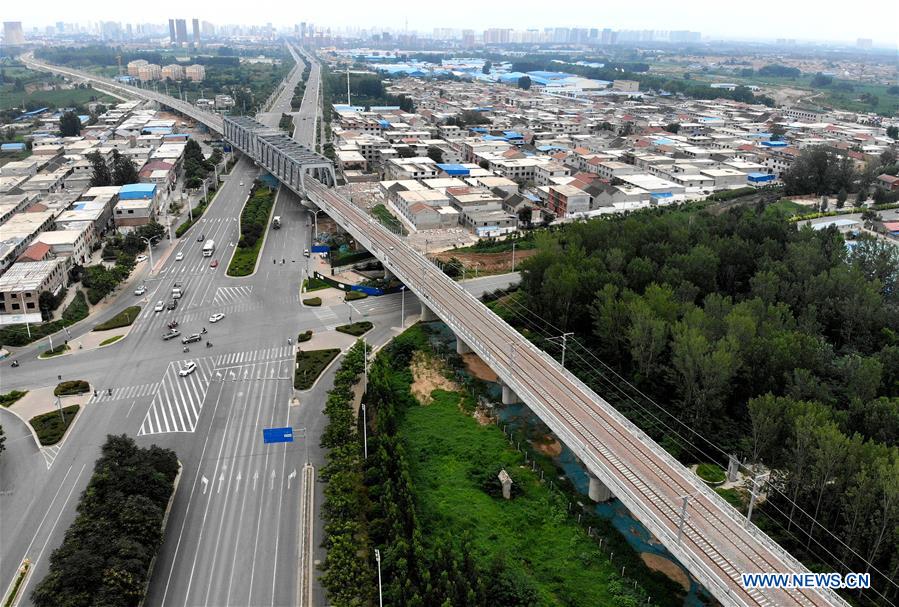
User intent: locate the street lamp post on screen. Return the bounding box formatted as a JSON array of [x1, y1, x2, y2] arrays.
[[139, 236, 159, 271], [374, 549, 383, 607], [400, 286, 406, 328]]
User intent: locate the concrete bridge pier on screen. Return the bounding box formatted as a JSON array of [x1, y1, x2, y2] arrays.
[[383, 267, 394, 280], [500, 381, 521, 405], [420, 303, 438, 322], [588, 473, 613, 502], [456, 336, 472, 355]]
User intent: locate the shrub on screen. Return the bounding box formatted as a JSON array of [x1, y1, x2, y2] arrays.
[[40, 344, 69, 358], [93, 306, 140, 331], [53, 380, 90, 396], [696, 463, 726, 484], [304, 277, 330, 291], [336, 321, 373, 336], [298, 330, 313, 342], [303, 297, 322, 307], [29, 405, 79, 446], [294, 348, 340, 390], [99, 335, 124, 346], [0, 390, 28, 407], [706, 186, 756, 201], [344, 290, 368, 301]]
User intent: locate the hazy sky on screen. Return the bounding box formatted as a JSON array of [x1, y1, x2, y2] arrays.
[[7, 0, 897, 44]]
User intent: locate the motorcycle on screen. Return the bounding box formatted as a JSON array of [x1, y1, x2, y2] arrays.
[[183, 346, 190, 353], [201, 327, 207, 335], [168, 320, 179, 329], [206, 341, 213, 348], [10, 360, 19, 368]]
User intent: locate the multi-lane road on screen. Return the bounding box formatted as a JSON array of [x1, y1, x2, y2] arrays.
[[2, 45, 520, 606]]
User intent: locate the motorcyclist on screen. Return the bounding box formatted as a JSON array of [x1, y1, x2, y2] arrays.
[[183, 346, 190, 353], [201, 327, 207, 334]]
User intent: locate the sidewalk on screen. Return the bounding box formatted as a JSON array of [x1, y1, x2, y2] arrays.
[[9, 386, 89, 421]]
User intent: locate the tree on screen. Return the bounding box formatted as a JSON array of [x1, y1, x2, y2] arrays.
[[58, 111, 81, 137], [886, 126, 898, 140], [770, 123, 787, 141], [665, 122, 680, 134], [836, 188, 847, 209], [397, 146, 416, 159], [87, 151, 111, 187], [481, 61, 492, 75], [517, 76, 531, 90], [426, 146, 444, 164], [112, 150, 139, 185]]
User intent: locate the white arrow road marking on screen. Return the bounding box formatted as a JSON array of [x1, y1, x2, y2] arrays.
[[253, 470, 259, 491], [235, 471, 242, 492], [288, 469, 296, 489], [201, 476, 209, 495], [270, 469, 275, 491], [218, 472, 225, 494]]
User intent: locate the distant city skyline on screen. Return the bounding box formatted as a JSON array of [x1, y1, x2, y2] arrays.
[[3, 0, 896, 45]]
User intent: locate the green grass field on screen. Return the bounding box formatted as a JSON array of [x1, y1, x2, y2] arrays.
[[0, 86, 116, 112], [400, 388, 655, 606]]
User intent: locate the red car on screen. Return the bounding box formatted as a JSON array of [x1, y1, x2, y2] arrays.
[[210, 259, 219, 268]]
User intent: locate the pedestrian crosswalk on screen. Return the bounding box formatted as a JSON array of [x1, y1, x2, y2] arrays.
[[217, 345, 294, 367], [312, 307, 339, 324], [213, 285, 253, 305], [135, 346, 294, 436], [88, 381, 159, 403], [138, 358, 216, 435]]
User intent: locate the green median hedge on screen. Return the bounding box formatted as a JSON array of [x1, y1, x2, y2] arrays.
[[294, 348, 340, 390], [298, 330, 313, 342], [54, 380, 90, 396], [344, 290, 368, 301], [93, 306, 141, 331], [336, 321, 372, 336], [0, 390, 28, 407], [227, 182, 275, 277], [30, 405, 79, 446], [302, 297, 322, 307]]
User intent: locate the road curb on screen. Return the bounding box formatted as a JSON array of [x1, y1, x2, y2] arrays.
[[0, 406, 42, 453]]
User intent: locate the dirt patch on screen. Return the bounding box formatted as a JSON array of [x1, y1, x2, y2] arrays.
[[532, 436, 562, 458], [640, 553, 691, 591], [410, 351, 460, 405], [473, 408, 492, 426], [434, 249, 537, 273], [461, 353, 498, 382]]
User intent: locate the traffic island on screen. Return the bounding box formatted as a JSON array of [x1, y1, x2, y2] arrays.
[[335, 321, 373, 337], [301, 296, 322, 307], [29, 405, 80, 446], [0, 390, 27, 408], [92, 306, 141, 331], [294, 348, 340, 390], [53, 380, 90, 396], [38, 344, 70, 359]]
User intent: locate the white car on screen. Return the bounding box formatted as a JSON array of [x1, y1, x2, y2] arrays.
[[175, 251, 184, 261], [178, 361, 197, 377], [136, 254, 148, 263], [209, 312, 225, 323], [239, 181, 244, 186], [154, 300, 165, 313], [134, 285, 147, 296]]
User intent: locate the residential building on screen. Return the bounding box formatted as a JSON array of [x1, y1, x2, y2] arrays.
[[548, 184, 592, 217], [0, 259, 67, 315], [186, 64, 205, 81]]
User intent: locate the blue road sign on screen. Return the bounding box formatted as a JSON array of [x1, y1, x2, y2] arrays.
[[263, 427, 294, 444]]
